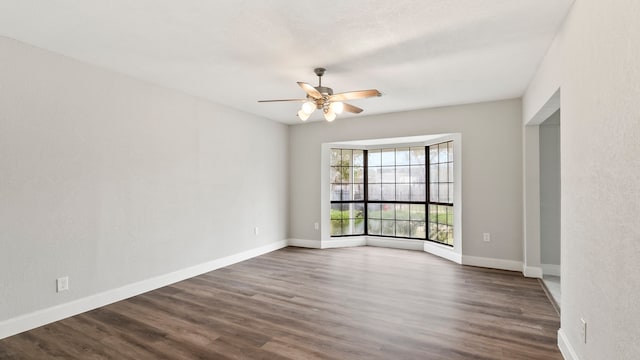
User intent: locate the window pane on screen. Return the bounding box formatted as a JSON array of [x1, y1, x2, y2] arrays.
[[367, 203, 381, 218], [448, 142, 454, 162], [382, 184, 396, 201], [411, 183, 426, 201], [438, 143, 448, 163], [381, 167, 395, 183], [439, 183, 448, 203], [410, 147, 425, 165], [437, 224, 448, 242], [429, 146, 438, 163], [396, 148, 410, 166], [411, 166, 425, 183], [330, 184, 342, 201], [396, 221, 410, 237], [382, 220, 395, 236], [353, 183, 364, 201], [331, 220, 342, 236], [354, 218, 365, 234], [342, 184, 353, 201], [447, 226, 454, 245], [368, 184, 381, 200], [341, 149, 353, 166], [368, 150, 381, 166], [331, 166, 341, 183], [381, 149, 395, 166], [429, 204, 437, 222], [428, 222, 437, 239], [330, 149, 342, 166], [341, 167, 351, 183], [354, 203, 365, 220], [353, 150, 364, 166], [438, 163, 448, 182], [448, 184, 454, 203], [410, 204, 425, 221], [396, 166, 410, 183], [410, 221, 426, 238], [342, 219, 353, 235], [448, 162, 454, 183], [353, 167, 364, 183], [429, 165, 438, 183], [396, 204, 410, 220], [368, 167, 381, 183], [381, 204, 395, 219], [331, 203, 343, 219], [430, 184, 438, 202], [368, 219, 381, 235], [396, 184, 410, 201]]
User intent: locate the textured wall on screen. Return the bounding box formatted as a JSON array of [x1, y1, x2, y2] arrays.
[[289, 99, 523, 262], [0, 36, 289, 322], [524, 0, 640, 358]]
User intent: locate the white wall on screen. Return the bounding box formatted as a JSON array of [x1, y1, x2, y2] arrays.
[[539, 111, 560, 267], [0, 36, 288, 325], [289, 99, 523, 262], [524, 0, 640, 358]]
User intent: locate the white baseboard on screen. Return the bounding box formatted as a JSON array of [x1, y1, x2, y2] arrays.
[[367, 237, 424, 251], [322, 237, 367, 249], [558, 328, 580, 360], [523, 265, 544, 278], [287, 238, 321, 248], [463, 255, 523, 272], [423, 241, 462, 264], [542, 263, 561, 276], [0, 240, 288, 340]]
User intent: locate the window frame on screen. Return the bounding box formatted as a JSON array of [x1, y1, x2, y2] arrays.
[[329, 141, 455, 247]]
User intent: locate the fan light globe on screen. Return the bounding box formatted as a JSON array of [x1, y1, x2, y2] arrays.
[[330, 101, 344, 115], [324, 110, 336, 122], [302, 101, 316, 114], [297, 110, 310, 121]]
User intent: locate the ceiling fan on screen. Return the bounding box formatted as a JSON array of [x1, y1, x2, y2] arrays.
[[258, 68, 382, 122]]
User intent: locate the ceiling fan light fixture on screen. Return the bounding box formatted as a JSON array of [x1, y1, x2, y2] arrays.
[[297, 109, 311, 121], [324, 109, 336, 122], [301, 101, 316, 114], [330, 101, 344, 115]]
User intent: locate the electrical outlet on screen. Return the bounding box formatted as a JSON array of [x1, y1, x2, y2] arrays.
[[483, 233, 491, 242], [254, 227, 259, 235], [56, 276, 69, 292], [580, 318, 587, 344], [314, 222, 319, 230]]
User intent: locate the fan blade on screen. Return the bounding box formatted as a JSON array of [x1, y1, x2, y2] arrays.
[[258, 99, 306, 103], [342, 103, 364, 114], [330, 89, 381, 102], [297, 82, 322, 99]]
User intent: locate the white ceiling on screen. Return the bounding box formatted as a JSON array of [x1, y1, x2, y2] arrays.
[[0, 0, 573, 124]]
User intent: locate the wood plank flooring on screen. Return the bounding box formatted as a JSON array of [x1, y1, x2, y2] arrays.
[[0, 247, 562, 359]]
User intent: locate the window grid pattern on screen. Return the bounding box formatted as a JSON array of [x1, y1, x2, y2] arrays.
[[427, 142, 454, 245], [367, 147, 426, 239], [330, 149, 365, 236]]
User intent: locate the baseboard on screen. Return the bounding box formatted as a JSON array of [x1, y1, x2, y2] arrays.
[[463, 255, 523, 272], [367, 237, 424, 251], [523, 265, 544, 278], [558, 328, 580, 360], [322, 237, 367, 249], [542, 263, 561, 276], [0, 240, 288, 340], [287, 238, 321, 248], [423, 241, 462, 264]]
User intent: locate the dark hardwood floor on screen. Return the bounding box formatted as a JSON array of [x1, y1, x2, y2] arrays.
[[0, 247, 562, 359]]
